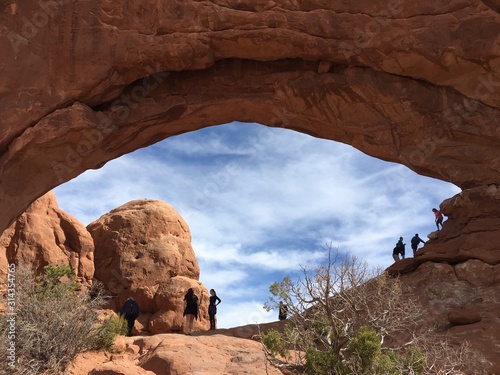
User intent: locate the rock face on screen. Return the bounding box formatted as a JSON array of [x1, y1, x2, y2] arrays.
[[0, 191, 94, 290], [393, 260, 500, 373], [66, 333, 283, 375], [386, 185, 500, 372], [388, 185, 500, 275], [88, 199, 209, 333], [1, 0, 500, 235]]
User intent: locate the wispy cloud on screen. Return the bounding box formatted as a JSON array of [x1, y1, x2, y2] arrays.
[[53, 122, 460, 328]]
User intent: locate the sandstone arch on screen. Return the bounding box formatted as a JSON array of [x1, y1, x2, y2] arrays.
[[1, 0, 500, 236]]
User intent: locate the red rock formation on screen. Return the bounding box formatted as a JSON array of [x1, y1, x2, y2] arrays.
[[388, 185, 500, 275], [390, 260, 500, 373], [385, 185, 500, 372], [66, 334, 283, 375], [0, 191, 94, 290], [0, 0, 500, 234], [88, 199, 209, 333]]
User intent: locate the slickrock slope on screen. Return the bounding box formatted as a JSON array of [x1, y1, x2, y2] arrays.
[[395, 261, 500, 374], [66, 333, 283, 375], [88, 199, 210, 333], [0, 191, 94, 290]]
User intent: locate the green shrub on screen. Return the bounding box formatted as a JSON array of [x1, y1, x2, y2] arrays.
[[384, 346, 425, 375], [347, 326, 381, 370], [261, 328, 288, 358], [304, 326, 425, 375], [264, 246, 484, 374], [305, 347, 341, 375], [94, 314, 129, 350]]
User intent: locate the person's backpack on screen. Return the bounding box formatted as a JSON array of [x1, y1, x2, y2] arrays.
[[123, 300, 139, 319]]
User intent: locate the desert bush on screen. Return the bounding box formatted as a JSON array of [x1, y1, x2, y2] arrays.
[[261, 328, 288, 358], [0, 264, 109, 374], [304, 347, 341, 375], [94, 314, 129, 350]]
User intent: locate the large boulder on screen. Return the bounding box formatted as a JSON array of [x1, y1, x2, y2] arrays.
[[88, 199, 209, 333], [0, 191, 94, 291]]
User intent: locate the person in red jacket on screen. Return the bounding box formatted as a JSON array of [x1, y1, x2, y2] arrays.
[[432, 208, 444, 230]]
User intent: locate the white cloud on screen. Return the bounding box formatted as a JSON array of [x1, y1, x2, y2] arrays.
[[216, 301, 276, 328], [194, 241, 325, 270], [53, 122, 461, 330]]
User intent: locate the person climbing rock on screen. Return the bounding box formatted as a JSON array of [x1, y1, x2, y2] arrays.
[[411, 233, 426, 257], [432, 208, 444, 230], [392, 237, 406, 262]]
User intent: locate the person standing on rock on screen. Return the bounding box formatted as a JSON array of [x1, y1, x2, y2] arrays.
[[208, 289, 222, 330], [119, 297, 140, 337], [411, 233, 426, 257], [432, 208, 444, 230], [392, 237, 406, 262], [278, 301, 288, 321], [183, 288, 199, 335]]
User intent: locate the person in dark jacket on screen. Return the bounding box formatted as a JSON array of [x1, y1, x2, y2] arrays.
[[411, 233, 426, 257], [392, 237, 406, 262], [278, 301, 288, 321], [208, 289, 222, 330], [183, 288, 199, 335], [120, 297, 140, 337]]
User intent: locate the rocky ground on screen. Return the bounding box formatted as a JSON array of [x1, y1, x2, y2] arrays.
[[66, 331, 284, 375]]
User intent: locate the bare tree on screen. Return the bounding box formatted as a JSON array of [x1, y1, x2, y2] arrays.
[[263, 244, 483, 374], [266, 246, 421, 347]]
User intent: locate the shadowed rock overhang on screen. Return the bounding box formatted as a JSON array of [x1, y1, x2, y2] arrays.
[[0, 0, 499, 234]]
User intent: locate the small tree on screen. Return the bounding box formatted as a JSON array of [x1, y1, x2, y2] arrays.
[[263, 244, 479, 374]]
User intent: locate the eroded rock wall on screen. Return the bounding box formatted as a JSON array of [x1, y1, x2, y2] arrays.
[[0, 0, 500, 233], [0, 191, 94, 290]]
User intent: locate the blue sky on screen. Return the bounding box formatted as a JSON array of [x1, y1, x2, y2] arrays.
[[53, 122, 460, 328]]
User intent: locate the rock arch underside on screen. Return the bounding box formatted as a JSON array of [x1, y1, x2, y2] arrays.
[[1, 0, 500, 371]]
